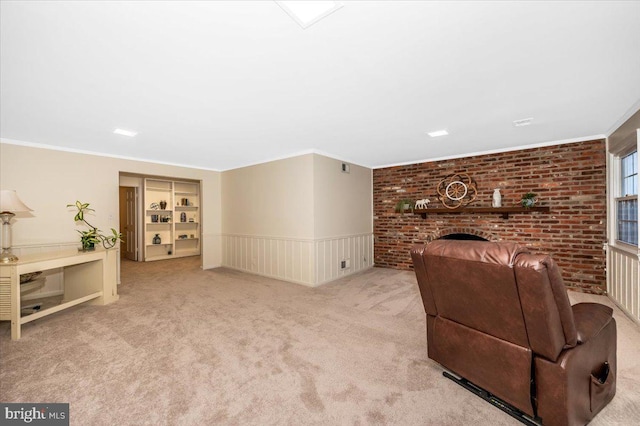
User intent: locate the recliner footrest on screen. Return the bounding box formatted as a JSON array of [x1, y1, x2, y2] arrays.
[[443, 371, 542, 426]]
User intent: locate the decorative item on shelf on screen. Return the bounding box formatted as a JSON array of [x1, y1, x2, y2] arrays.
[[521, 192, 538, 208], [415, 198, 430, 209], [190, 234, 195, 239], [436, 173, 478, 209], [188, 218, 194, 223], [20, 273, 45, 295], [492, 188, 502, 208], [20, 271, 42, 284], [181, 198, 189, 206], [180, 212, 187, 222], [159, 200, 167, 210], [153, 234, 161, 244], [149, 202, 160, 210], [67, 201, 123, 251], [0, 189, 33, 263], [161, 215, 171, 223], [178, 234, 188, 239], [151, 214, 159, 223], [395, 199, 415, 213]]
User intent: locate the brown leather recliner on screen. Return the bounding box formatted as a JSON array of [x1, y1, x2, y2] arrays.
[[411, 240, 616, 426]]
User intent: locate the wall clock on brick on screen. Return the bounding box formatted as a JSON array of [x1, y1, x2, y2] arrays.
[[437, 173, 477, 209]]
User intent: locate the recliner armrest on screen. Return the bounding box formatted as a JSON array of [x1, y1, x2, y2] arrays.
[[572, 303, 613, 344]]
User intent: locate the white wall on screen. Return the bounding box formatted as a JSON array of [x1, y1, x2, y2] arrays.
[[0, 142, 222, 269], [221, 153, 373, 286]]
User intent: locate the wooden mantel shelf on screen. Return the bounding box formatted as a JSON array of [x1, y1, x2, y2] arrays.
[[413, 206, 550, 219]]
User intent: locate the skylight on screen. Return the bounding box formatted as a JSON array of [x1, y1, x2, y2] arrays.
[[276, 1, 344, 29]]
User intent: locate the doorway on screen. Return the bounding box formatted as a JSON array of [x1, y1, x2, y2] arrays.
[[119, 172, 203, 263], [119, 186, 138, 261]]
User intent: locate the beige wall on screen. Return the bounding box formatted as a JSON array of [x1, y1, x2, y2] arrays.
[[222, 154, 315, 239], [221, 153, 373, 286], [0, 142, 222, 268], [313, 154, 372, 239], [1, 142, 372, 285]]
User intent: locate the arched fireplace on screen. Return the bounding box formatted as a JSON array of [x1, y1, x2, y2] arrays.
[[440, 233, 488, 241], [427, 228, 498, 242]]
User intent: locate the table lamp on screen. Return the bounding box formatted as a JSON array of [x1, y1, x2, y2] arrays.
[[0, 190, 33, 263]]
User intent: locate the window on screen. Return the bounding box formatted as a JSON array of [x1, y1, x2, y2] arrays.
[[617, 151, 638, 245], [621, 151, 638, 195]]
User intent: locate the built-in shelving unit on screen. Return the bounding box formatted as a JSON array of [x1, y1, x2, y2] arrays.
[[144, 178, 201, 261], [413, 206, 550, 219], [173, 181, 201, 258]]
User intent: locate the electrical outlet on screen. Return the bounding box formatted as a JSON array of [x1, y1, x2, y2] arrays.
[[341, 260, 346, 269]]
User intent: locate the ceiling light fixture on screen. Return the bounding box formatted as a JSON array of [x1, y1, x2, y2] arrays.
[[427, 129, 449, 138], [513, 118, 534, 127], [113, 128, 138, 137], [275, 1, 344, 29]]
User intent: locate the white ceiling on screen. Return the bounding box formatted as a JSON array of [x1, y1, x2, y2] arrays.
[[1, 1, 639, 171]]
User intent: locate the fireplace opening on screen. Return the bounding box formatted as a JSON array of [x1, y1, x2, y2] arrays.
[[439, 233, 488, 241]]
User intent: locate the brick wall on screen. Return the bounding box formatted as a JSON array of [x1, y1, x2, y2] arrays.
[[373, 139, 607, 294]]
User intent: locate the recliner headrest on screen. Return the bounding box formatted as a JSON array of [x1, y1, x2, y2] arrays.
[[425, 240, 527, 267]]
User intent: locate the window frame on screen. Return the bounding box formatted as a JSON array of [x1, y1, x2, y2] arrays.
[[614, 150, 639, 247]]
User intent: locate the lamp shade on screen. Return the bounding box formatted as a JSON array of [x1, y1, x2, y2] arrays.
[[0, 190, 33, 213]]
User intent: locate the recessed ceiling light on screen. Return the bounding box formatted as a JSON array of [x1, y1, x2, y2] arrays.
[[427, 129, 449, 137], [276, 1, 343, 29], [513, 118, 534, 127], [113, 128, 138, 137]]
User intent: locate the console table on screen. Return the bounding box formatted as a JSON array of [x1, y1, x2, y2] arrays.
[[0, 248, 119, 340]]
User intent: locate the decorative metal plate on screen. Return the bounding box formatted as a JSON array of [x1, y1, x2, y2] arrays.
[[437, 173, 477, 209]]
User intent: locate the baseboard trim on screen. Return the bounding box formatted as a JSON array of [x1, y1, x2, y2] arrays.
[[221, 265, 315, 287]]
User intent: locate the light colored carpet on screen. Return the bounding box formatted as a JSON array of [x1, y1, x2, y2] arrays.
[[1, 257, 639, 425]]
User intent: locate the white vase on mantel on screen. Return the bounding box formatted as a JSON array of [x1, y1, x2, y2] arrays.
[[492, 188, 502, 208]]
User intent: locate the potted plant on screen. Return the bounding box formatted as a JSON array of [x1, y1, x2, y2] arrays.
[[395, 199, 415, 213], [68, 201, 123, 251], [521, 192, 537, 208]]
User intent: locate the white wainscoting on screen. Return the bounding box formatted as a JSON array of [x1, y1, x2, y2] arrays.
[[222, 234, 315, 285], [12, 242, 121, 299], [221, 233, 374, 286], [315, 234, 374, 285], [608, 246, 640, 324], [12, 241, 80, 256]]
